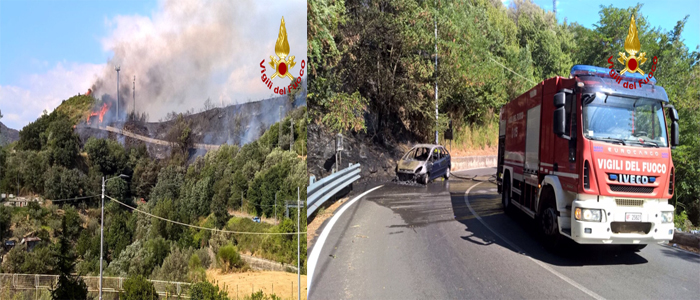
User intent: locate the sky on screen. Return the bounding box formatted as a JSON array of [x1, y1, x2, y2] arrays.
[[527, 0, 700, 51], [0, 0, 307, 130]]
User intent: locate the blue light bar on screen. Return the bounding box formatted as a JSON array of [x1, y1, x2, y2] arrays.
[[609, 174, 618, 181], [649, 177, 656, 183], [571, 65, 657, 85]]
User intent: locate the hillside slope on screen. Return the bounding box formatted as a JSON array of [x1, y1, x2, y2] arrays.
[[0, 122, 19, 146]]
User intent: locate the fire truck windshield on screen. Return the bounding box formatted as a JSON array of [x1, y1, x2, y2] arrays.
[[582, 94, 668, 147]]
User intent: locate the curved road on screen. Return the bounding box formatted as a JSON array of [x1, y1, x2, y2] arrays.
[[308, 167, 700, 299]]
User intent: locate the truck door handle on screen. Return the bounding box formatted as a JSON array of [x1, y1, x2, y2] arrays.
[[553, 163, 558, 171]]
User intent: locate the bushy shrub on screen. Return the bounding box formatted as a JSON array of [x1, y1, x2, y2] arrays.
[[121, 275, 156, 300], [190, 281, 230, 300], [216, 244, 244, 273]]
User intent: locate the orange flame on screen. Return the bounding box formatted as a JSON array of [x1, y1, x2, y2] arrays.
[[87, 102, 111, 124]]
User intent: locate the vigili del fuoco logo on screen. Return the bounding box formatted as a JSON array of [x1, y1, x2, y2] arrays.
[[260, 17, 305, 95], [607, 15, 658, 89]]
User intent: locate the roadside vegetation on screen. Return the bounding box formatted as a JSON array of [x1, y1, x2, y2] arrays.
[[0, 99, 308, 298], [309, 0, 699, 226]]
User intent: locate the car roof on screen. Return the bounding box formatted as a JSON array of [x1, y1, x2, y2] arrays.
[[411, 144, 442, 149]]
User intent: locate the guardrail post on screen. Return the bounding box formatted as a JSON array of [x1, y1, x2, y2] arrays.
[[309, 176, 316, 185]]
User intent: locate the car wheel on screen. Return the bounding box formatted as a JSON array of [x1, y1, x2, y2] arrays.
[[444, 167, 451, 180], [421, 174, 429, 184]]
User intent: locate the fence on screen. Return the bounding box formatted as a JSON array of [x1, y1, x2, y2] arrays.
[[0, 273, 191, 299]]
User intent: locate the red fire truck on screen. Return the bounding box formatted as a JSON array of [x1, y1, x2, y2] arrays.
[[496, 65, 679, 250]]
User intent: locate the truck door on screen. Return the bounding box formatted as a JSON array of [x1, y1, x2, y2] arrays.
[[552, 91, 578, 193]]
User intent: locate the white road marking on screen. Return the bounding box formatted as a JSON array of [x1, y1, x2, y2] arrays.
[[464, 182, 606, 300], [307, 185, 384, 291]]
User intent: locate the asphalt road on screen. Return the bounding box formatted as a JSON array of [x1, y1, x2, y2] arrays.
[[308, 167, 700, 299]]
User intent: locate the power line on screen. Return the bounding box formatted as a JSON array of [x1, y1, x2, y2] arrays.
[[104, 195, 306, 236], [487, 56, 537, 86]]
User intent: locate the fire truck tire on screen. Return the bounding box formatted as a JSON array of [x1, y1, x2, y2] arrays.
[[621, 244, 647, 252], [501, 176, 513, 214], [539, 188, 563, 250]]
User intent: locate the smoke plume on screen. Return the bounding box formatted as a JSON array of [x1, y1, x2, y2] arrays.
[[90, 0, 307, 122]]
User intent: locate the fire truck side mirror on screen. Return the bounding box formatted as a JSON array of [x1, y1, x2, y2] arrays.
[[668, 107, 679, 122], [670, 121, 679, 147], [553, 92, 566, 108], [553, 91, 567, 137]]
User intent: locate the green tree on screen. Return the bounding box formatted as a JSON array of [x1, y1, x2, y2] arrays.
[[46, 116, 80, 168], [151, 246, 192, 282], [0, 206, 11, 241], [106, 210, 134, 260], [84, 137, 128, 175], [50, 215, 89, 300], [44, 166, 87, 200]]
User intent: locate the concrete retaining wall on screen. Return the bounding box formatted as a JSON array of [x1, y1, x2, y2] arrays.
[[451, 155, 497, 171], [670, 231, 700, 249], [241, 254, 298, 273]]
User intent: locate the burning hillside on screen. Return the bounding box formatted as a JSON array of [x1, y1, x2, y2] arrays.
[[86, 101, 112, 125], [75, 92, 305, 159]]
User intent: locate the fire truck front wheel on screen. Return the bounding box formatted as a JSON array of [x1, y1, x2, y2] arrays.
[[539, 188, 563, 250]]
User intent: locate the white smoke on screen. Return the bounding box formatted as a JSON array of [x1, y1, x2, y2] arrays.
[[92, 0, 307, 121]]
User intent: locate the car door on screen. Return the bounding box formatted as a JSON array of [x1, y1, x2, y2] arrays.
[[431, 147, 443, 179], [439, 147, 448, 175]]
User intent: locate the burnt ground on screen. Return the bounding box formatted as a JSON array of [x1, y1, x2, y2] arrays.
[[307, 123, 420, 184], [76, 95, 305, 159]]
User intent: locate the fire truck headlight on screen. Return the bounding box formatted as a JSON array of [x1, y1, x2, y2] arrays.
[[661, 211, 673, 223], [575, 208, 602, 222]]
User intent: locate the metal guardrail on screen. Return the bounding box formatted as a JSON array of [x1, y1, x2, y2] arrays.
[[307, 164, 361, 217]]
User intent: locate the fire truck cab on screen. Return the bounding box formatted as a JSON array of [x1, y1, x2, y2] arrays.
[[497, 65, 679, 249]]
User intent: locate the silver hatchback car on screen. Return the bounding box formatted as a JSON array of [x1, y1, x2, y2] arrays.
[[396, 144, 452, 184]]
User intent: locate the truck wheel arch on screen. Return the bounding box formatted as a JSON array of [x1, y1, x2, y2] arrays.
[[539, 175, 567, 216]]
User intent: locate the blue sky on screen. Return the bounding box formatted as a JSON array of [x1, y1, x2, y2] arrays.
[[528, 0, 700, 51], [0, 0, 307, 130]]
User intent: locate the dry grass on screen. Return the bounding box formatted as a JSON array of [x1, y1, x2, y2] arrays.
[[441, 120, 498, 157], [206, 269, 307, 300]]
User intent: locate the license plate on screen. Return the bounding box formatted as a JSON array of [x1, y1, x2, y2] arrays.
[[625, 213, 642, 222]]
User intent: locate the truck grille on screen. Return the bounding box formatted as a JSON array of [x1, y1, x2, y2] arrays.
[[609, 185, 654, 194], [611, 222, 652, 234], [615, 198, 644, 207]]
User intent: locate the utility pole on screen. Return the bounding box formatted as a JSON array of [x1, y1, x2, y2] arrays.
[[99, 176, 105, 300], [133, 75, 136, 118], [279, 106, 283, 147], [115, 66, 121, 122], [434, 0, 439, 144], [99, 174, 127, 300], [297, 187, 300, 300]]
